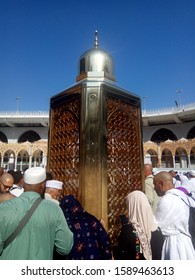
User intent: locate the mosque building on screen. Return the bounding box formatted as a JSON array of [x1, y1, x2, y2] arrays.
[[0, 33, 195, 172]]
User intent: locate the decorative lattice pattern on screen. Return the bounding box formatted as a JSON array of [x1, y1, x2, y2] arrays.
[[49, 94, 143, 246], [106, 97, 143, 244], [49, 98, 80, 197]]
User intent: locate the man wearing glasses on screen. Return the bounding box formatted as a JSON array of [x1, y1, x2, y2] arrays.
[[0, 173, 15, 202]]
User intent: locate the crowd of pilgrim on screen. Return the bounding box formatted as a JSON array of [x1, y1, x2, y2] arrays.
[[0, 164, 195, 260]]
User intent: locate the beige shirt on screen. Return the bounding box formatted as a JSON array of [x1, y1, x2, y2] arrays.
[[145, 175, 161, 213]]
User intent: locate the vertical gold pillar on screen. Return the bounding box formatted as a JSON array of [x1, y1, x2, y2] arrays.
[[79, 84, 107, 223]]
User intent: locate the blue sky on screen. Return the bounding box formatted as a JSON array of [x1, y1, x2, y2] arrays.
[[0, 0, 195, 111]]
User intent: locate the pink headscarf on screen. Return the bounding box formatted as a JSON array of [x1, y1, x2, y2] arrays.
[[126, 190, 158, 260]]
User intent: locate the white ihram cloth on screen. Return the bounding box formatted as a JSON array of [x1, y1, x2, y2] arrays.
[[190, 178, 195, 199], [155, 188, 195, 260], [9, 184, 24, 197]]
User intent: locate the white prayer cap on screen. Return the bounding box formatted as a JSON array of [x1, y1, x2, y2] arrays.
[[189, 170, 195, 177], [24, 167, 46, 184], [46, 180, 63, 190], [180, 174, 188, 182], [181, 179, 192, 193]]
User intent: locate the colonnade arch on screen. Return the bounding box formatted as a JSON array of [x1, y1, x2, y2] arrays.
[[161, 148, 173, 168], [175, 147, 188, 169], [1, 138, 195, 171], [144, 138, 195, 169], [145, 149, 158, 167], [0, 140, 47, 171], [17, 149, 29, 171], [190, 147, 195, 167]]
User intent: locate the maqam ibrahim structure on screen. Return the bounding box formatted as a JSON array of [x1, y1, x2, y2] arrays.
[[47, 31, 144, 243]]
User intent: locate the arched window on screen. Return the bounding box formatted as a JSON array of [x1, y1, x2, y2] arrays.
[[33, 149, 43, 167], [145, 149, 158, 167], [161, 149, 173, 168], [190, 147, 195, 169], [18, 130, 41, 143], [17, 149, 29, 171], [0, 131, 8, 143], [151, 128, 177, 142], [175, 147, 188, 169], [187, 126, 195, 139], [3, 150, 15, 170]]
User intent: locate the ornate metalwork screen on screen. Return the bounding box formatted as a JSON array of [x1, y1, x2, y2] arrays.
[[107, 97, 143, 244], [49, 97, 80, 198]]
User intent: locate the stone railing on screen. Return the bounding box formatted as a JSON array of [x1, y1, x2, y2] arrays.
[[0, 111, 49, 117], [0, 102, 194, 117], [142, 102, 195, 116]]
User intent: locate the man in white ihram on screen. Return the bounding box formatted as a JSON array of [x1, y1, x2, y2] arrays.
[[189, 170, 195, 199], [154, 171, 195, 260]]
